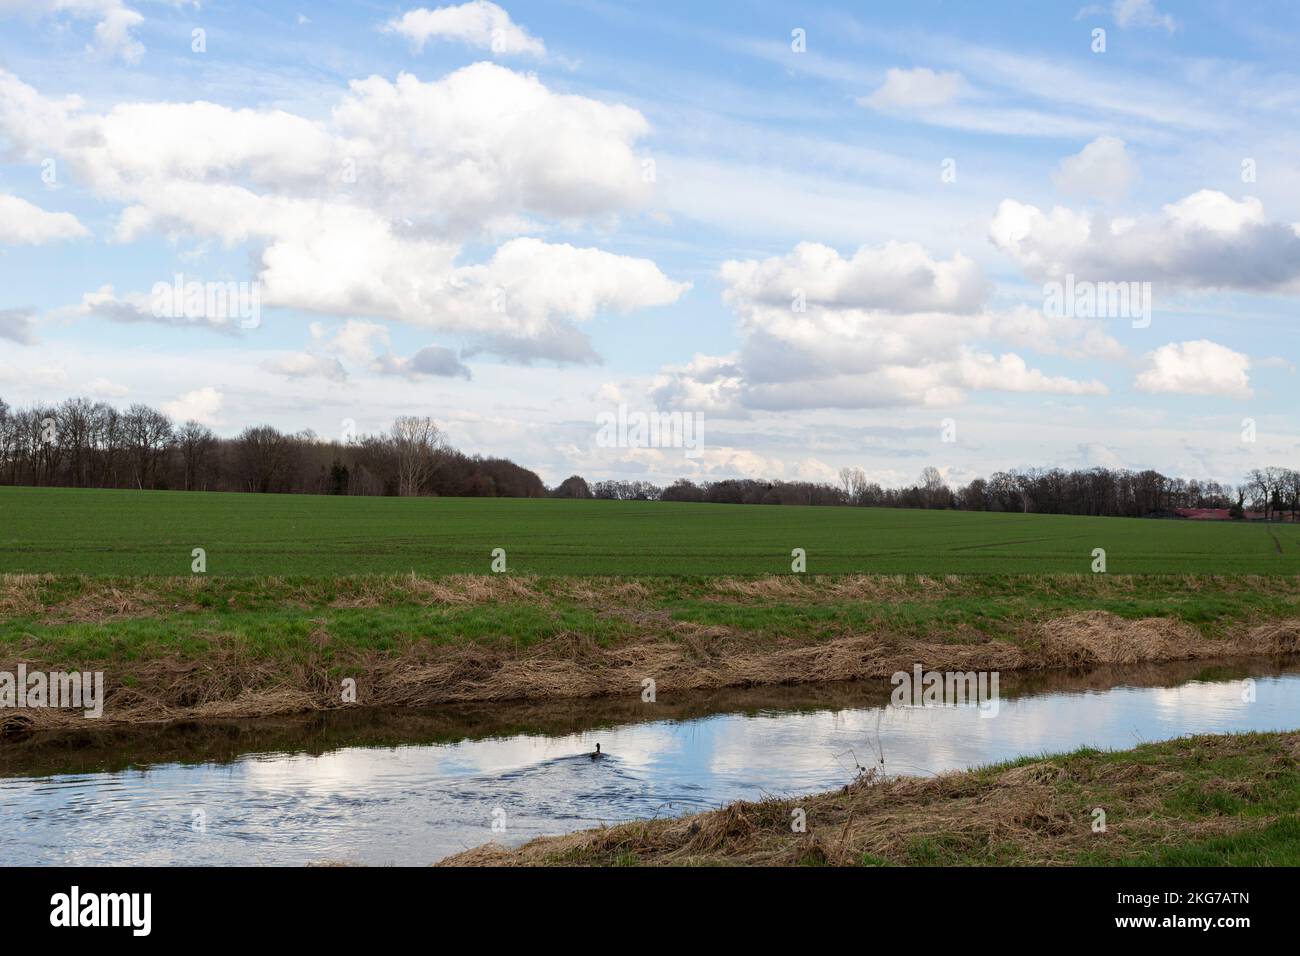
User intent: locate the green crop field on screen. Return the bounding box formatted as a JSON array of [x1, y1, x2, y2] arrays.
[[2, 485, 1298, 576]]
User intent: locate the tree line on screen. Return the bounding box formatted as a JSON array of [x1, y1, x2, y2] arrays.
[[0, 397, 544, 498], [2, 394, 1295, 518], [574, 466, 1298, 519]]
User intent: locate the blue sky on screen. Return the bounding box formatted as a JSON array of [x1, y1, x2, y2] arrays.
[[1, 0, 1298, 487]]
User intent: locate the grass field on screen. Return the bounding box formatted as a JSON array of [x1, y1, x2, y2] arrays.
[[3, 485, 1299, 733], [3, 486, 1299, 576]]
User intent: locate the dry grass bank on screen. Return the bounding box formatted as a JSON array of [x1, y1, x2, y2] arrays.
[[2, 573, 1299, 734], [441, 731, 1300, 867]]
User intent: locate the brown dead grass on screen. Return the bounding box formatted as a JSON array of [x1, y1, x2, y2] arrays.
[[4, 609, 1298, 734], [0, 574, 49, 617], [329, 573, 541, 608], [441, 731, 1299, 867]]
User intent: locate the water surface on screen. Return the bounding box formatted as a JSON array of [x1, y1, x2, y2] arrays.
[[1, 657, 1296, 865]]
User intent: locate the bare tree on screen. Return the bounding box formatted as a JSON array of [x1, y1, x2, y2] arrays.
[[177, 420, 217, 491], [0, 397, 12, 484], [122, 403, 174, 489], [56, 397, 96, 487], [919, 466, 949, 509], [838, 466, 855, 499], [1285, 469, 1300, 521], [391, 416, 443, 497], [236, 425, 291, 493]]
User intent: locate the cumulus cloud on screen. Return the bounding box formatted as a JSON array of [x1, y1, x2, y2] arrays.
[[860, 67, 963, 110], [1053, 136, 1137, 202], [989, 190, 1300, 292], [301, 319, 472, 380], [162, 386, 224, 425], [651, 353, 746, 415], [721, 241, 987, 315], [991, 304, 1125, 361], [384, 2, 545, 57], [0, 193, 90, 244], [407, 347, 471, 380], [1135, 340, 1251, 398], [88, 1, 144, 62], [795, 458, 838, 482], [265, 352, 349, 382], [29, 64, 652, 230], [955, 352, 1107, 395], [651, 241, 1108, 413], [0, 0, 145, 63], [374, 345, 472, 380], [0, 64, 685, 360], [310, 319, 389, 364]]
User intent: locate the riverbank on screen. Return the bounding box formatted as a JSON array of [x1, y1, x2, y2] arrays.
[[3, 573, 1299, 734], [442, 730, 1300, 866]]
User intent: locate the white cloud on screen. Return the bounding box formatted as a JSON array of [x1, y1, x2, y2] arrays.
[[1054, 136, 1138, 202], [88, 1, 144, 62], [651, 241, 1108, 413], [955, 352, 1107, 396], [860, 67, 963, 110], [162, 386, 224, 425], [374, 345, 472, 380], [572, 441, 786, 482], [1136, 340, 1251, 398], [1078, 0, 1176, 33], [0, 64, 687, 361], [328, 66, 650, 226], [385, 2, 545, 57], [0, 1, 145, 63], [54, 284, 241, 331], [84, 377, 129, 397], [795, 458, 838, 482], [0, 193, 90, 244], [991, 304, 1125, 361], [265, 352, 349, 382], [311, 319, 390, 364], [472, 238, 690, 329], [651, 353, 746, 415], [990, 190, 1300, 292], [0, 360, 66, 388], [303, 319, 472, 380], [721, 241, 987, 315]]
